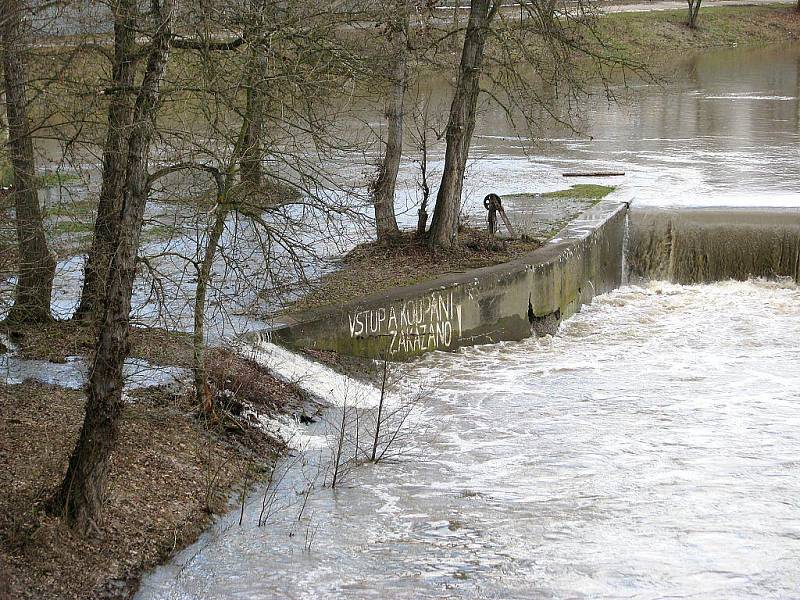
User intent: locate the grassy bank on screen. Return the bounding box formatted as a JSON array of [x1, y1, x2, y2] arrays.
[[0, 327, 314, 599], [601, 5, 800, 61]]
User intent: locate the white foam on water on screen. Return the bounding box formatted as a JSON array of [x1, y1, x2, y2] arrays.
[[138, 278, 800, 600], [243, 340, 385, 410]]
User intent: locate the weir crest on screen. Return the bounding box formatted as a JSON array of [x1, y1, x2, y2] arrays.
[[252, 202, 800, 360]]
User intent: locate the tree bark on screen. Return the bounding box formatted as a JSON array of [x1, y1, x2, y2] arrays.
[[240, 51, 266, 187], [428, 0, 495, 250], [74, 0, 138, 322], [240, 0, 272, 187], [687, 0, 702, 27], [54, 0, 174, 534], [372, 1, 409, 241], [193, 202, 227, 412], [1, 0, 56, 324]]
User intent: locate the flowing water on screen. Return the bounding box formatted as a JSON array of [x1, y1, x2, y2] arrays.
[[137, 278, 800, 599], [133, 44, 800, 599], [7, 44, 800, 328], [391, 44, 800, 226], [10, 41, 797, 597]]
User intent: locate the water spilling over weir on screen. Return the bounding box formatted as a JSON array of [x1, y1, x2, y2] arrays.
[[134, 204, 800, 600], [628, 208, 800, 284], [261, 201, 800, 361], [135, 44, 800, 599]]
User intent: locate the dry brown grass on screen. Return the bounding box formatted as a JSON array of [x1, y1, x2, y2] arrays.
[[0, 348, 308, 598], [0, 381, 268, 599], [283, 227, 541, 315], [2, 320, 195, 368]]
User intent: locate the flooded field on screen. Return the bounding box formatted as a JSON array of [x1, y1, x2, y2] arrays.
[[5, 44, 800, 332]]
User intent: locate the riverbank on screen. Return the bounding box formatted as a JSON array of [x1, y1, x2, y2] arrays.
[[600, 4, 800, 61], [0, 334, 316, 599]]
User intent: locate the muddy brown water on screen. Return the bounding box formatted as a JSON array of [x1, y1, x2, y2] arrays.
[[135, 46, 800, 599]]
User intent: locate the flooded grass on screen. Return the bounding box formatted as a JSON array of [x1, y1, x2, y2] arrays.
[[542, 184, 616, 200], [3, 320, 196, 367], [0, 166, 81, 189], [601, 5, 800, 61]]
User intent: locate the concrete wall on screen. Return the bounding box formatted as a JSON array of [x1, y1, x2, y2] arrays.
[[252, 200, 628, 359]]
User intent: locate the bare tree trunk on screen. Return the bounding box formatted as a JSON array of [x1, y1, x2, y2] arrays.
[[414, 99, 434, 236], [193, 203, 227, 412], [240, 51, 266, 187], [1, 0, 56, 324], [428, 0, 496, 250], [687, 0, 702, 27], [372, 1, 409, 241], [74, 0, 138, 322], [240, 0, 271, 187], [416, 137, 430, 237], [53, 0, 174, 534]]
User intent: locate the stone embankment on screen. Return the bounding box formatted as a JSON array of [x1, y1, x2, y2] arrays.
[[256, 199, 629, 359]]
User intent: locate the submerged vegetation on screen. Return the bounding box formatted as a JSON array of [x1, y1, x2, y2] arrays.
[[0, 166, 80, 189], [542, 184, 616, 200]]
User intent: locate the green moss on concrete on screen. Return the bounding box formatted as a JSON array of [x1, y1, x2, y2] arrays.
[[542, 184, 615, 200]]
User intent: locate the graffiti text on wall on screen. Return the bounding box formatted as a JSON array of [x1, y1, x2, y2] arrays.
[[348, 291, 462, 355]]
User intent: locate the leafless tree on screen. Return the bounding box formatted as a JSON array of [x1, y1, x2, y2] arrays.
[[371, 0, 411, 241], [139, 1, 374, 409], [427, 0, 643, 249], [687, 0, 702, 28], [428, 0, 498, 250], [409, 91, 445, 236], [0, 0, 56, 323], [73, 0, 138, 322], [53, 0, 177, 534]]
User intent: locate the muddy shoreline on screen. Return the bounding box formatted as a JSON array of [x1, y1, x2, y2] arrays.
[[0, 339, 318, 600]]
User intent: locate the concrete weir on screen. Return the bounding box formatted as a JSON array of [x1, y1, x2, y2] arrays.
[[628, 207, 800, 284], [253, 199, 628, 359]]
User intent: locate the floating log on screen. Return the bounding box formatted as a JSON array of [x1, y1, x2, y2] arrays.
[[562, 172, 625, 177]]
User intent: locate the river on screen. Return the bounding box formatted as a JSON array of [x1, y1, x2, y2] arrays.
[[134, 44, 800, 599], [8, 44, 799, 331], [417, 44, 800, 222], [137, 278, 800, 599]]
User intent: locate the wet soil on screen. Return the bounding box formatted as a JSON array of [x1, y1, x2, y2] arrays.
[[0, 347, 309, 599]]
